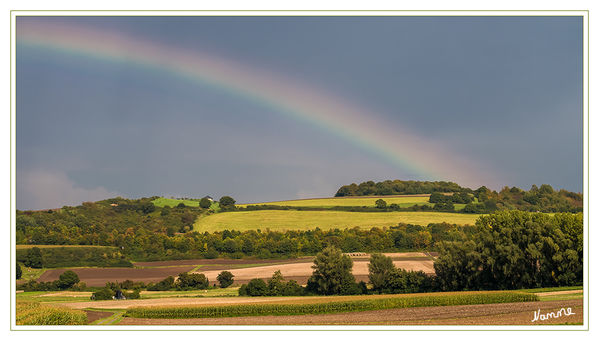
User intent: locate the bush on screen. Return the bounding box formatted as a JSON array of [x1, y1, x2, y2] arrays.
[[124, 289, 141, 299], [216, 271, 234, 288], [16, 263, 22, 279], [199, 198, 212, 209], [91, 287, 114, 300], [176, 273, 209, 290], [57, 270, 80, 289], [23, 247, 43, 268], [147, 276, 175, 291], [244, 279, 268, 296]]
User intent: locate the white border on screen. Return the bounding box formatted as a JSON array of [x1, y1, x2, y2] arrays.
[[8, 9, 590, 332]]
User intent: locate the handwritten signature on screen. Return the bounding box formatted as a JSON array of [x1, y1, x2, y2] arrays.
[[531, 307, 576, 322]]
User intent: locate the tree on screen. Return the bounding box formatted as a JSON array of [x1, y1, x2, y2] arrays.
[[375, 199, 387, 209], [308, 246, 355, 295], [91, 287, 114, 300], [245, 278, 268, 296], [176, 272, 209, 290], [199, 198, 212, 209], [267, 270, 285, 296], [219, 196, 236, 210], [16, 263, 22, 279], [216, 271, 234, 288], [148, 276, 175, 291], [24, 247, 43, 268], [57, 270, 80, 289], [368, 253, 395, 292]]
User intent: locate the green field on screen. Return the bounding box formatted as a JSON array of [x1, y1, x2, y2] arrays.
[[238, 195, 431, 208], [152, 197, 219, 210], [194, 210, 481, 232]]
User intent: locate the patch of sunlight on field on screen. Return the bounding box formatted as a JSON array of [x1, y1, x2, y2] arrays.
[[152, 197, 220, 210], [194, 210, 481, 232], [237, 195, 431, 208]]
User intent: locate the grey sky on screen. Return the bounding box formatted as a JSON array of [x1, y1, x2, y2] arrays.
[[16, 16, 583, 210]]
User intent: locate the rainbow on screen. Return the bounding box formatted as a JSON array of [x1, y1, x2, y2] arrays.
[[16, 20, 490, 187]]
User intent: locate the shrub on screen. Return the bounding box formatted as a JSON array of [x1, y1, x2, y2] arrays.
[[147, 276, 175, 291], [23, 247, 43, 268], [199, 198, 212, 209], [124, 289, 141, 299], [216, 271, 234, 288], [57, 270, 80, 289], [16, 263, 22, 279], [91, 287, 114, 300], [176, 273, 209, 290], [245, 279, 268, 296]]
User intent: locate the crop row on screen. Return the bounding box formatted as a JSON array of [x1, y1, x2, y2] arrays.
[[16, 302, 87, 325], [126, 291, 538, 319]]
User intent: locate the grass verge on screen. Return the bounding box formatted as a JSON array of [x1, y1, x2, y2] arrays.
[[125, 291, 538, 319]]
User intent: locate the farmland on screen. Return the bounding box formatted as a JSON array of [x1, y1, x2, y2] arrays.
[[238, 195, 432, 208], [36, 266, 196, 287], [124, 291, 538, 319], [119, 299, 583, 325], [16, 285, 583, 325], [194, 210, 480, 232], [151, 197, 220, 210]]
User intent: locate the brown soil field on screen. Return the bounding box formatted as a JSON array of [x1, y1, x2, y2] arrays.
[[193, 259, 435, 284], [118, 299, 583, 325], [133, 257, 313, 267], [37, 266, 195, 287]]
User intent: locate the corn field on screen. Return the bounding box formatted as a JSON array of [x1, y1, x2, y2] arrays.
[[16, 302, 87, 325], [126, 291, 538, 319]]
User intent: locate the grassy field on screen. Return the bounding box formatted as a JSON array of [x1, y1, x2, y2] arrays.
[[238, 195, 431, 208], [152, 197, 219, 210], [194, 210, 480, 232]]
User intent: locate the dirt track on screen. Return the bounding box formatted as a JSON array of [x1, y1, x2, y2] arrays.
[[37, 266, 195, 287], [118, 299, 583, 325]]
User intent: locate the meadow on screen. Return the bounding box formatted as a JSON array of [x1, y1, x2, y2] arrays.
[[151, 197, 219, 210], [238, 195, 431, 208], [193, 210, 480, 232]]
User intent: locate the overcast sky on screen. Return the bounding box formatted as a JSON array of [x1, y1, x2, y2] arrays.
[[16, 16, 583, 210]]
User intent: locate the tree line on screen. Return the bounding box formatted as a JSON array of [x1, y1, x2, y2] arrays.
[[335, 180, 582, 213], [17, 220, 477, 262]]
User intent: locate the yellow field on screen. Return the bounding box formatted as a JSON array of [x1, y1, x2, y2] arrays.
[[194, 210, 480, 232], [238, 195, 431, 208]]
